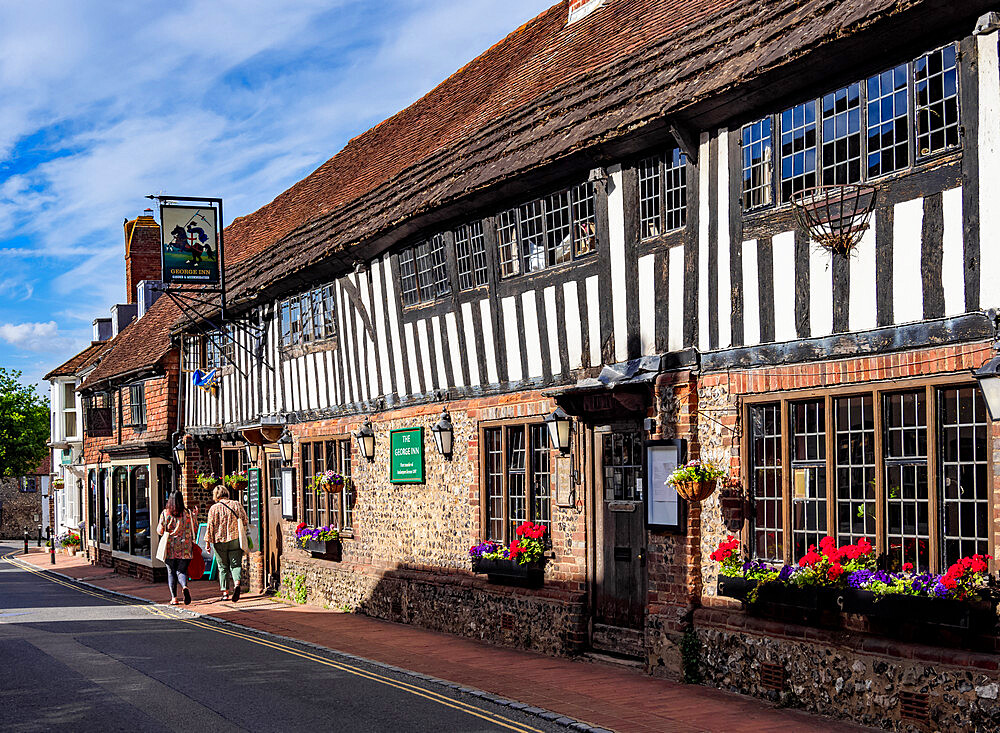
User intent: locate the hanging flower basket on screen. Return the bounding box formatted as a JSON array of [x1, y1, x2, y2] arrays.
[[224, 472, 249, 491], [311, 470, 345, 494], [196, 473, 219, 490], [667, 460, 726, 503], [674, 480, 718, 502]]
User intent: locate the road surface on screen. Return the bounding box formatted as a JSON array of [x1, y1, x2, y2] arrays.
[[0, 543, 562, 733]]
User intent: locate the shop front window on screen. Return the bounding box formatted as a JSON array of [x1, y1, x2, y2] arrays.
[[88, 469, 97, 542], [131, 467, 151, 558], [99, 469, 109, 544], [301, 439, 353, 530], [112, 468, 128, 552]]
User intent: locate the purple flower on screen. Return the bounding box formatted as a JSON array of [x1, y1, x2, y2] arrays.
[[778, 565, 795, 582]]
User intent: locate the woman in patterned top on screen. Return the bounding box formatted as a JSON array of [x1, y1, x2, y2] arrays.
[[156, 491, 199, 605], [205, 485, 250, 603]]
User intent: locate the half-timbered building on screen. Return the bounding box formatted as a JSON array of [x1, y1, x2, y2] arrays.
[[105, 0, 1000, 727]]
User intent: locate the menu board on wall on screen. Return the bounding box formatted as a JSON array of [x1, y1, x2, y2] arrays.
[[246, 467, 263, 549], [646, 439, 686, 532], [390, 427, 424, 484], [281, 467, 295, 519]]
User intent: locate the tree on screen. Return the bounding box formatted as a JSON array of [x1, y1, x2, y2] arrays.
[[0, 368, 50, 478]]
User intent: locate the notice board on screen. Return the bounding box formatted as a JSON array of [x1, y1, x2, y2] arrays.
[[390, 427, 424, 484]]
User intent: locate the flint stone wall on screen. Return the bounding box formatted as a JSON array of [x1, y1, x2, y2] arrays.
[[280, 554, 586, 656], [687, 609, 1000, 732]]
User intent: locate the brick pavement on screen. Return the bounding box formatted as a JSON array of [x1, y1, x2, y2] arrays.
[[18, 550, 873, 733]]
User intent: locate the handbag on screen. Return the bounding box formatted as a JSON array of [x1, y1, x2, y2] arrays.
[[155, 515, 169, 563], [187, 511, 205, 579], [221, 500, 253, 553]]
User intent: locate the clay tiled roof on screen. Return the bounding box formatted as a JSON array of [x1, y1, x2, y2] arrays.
[[43, 342, 109, 381], [216, 0, 989, 304], [31, 455, 51, 476], [81, 295, 181, 389]]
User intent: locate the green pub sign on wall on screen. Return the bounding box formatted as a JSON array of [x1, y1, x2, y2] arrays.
[[390, 427, 424, 484]]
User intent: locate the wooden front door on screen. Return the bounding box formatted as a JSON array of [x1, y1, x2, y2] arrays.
[[594, 426, 647, 630]]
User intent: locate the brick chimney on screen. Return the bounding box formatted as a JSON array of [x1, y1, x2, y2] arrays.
[[568, 0, 605, 24], [124, 208, 161, 304]]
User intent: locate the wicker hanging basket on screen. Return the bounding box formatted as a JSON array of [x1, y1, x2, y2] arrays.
[[673, 480, 718, 503]]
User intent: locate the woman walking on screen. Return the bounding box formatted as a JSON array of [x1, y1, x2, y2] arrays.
[[205, 485, 250, 602], [155, 491, 199, 605]]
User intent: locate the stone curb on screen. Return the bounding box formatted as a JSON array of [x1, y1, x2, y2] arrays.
[[14, 558, 612, 733]]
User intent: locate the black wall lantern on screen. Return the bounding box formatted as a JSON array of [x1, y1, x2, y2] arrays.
[[545, 407, 572, 453], [277, 427, 293, 464], [173, 437, 186, 466], [431, 409, 454, 458], [244, 441, 261, 465], [974, 352, 1000, 420], [355, 418, 376, 461]]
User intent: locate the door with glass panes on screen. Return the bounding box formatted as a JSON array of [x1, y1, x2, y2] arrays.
[[593, 426, 647, 630]]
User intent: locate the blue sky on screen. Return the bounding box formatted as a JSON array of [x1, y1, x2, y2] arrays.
[[0, 0, 549, 388]]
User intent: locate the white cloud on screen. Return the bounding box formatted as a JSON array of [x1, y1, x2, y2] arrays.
[[0, 321, 74, 352], [0, 0, 549, 369]]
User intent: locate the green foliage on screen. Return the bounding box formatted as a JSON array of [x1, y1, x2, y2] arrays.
[[282, 573, 308, 604], [0, 368, 49, 478], [680, 628, 703, 685]]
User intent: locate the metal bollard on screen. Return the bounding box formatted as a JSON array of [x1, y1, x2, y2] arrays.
[[23, 529, 28, 555], [47, 527, 54, 565], [37, 525, 41, 547]]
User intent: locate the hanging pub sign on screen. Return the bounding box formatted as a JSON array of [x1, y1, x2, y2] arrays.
[[160, 204, 220, 284], [85, 406, 113, 438], [390, 427, 424, 484]]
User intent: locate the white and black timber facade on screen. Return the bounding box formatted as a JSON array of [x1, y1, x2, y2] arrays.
[[162, 1, 1000, 728]]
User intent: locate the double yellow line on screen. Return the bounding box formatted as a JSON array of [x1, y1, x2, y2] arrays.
[[2, 550, 544, 733]]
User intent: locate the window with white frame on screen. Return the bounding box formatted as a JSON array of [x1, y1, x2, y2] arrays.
[[742, 117, 773, 210], [866, 64, 909, 177], [182, 335, 201, 372], [742, 42, 961, 209], [495, 181, 596, 279], [914, 44, 960, 158], [779, 101, 817, 202], [821, 82, 862, 186], [279, 284, 337, 348], [638, 148, 688, 239], [454, 221, 488, 290]]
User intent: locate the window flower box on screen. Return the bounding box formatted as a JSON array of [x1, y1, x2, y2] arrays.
[[303, 538, 342, 561], [295, 523, 340, 561], [469, 522, 548, 587], [471, 556, 544, 586], [754, 582, 844, 611], [717, 575, 756, 600], [843, 589, 996, 631]]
